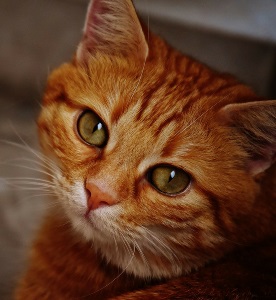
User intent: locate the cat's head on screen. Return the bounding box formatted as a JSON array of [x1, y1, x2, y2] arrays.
[[38, 0, 276, 279]]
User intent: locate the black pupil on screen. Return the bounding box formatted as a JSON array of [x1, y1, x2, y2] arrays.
[[93, 123, 102, 133]]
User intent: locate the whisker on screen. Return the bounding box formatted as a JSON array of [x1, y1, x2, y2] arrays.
[[6, 187, 53, 192], [106, 214, 120, 256], [78, 244, 136, 299], [0, 163, 56, 180], [0, 139, 58, 172], [3, 180, 55, 189], [2, 180, 55, 191], [119, 232, 133, 258], [127, 8, 149, 106], [0, 157, 58, 177], [133, 240, 149, 269], [20, 193, 56, 202], [176, 94, 229, 136], [4, 177, 54, 184], [140, 225, 180, 264], [112, 231, 119, 257]]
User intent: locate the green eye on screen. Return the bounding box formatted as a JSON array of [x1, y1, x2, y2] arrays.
[[77, 110, 108, 147], [149, 165, 190, 195]]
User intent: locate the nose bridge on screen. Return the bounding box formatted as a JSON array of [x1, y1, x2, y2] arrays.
[[86, 151, 136, 200], [105, 132, 142, 174]]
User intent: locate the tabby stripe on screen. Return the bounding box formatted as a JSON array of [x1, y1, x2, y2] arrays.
[[111, 99, 132, 123], [136, 73, 168, 121], [168, 77, 179, 90], [197, 186, 230, 235], [135, 48, 175, 122], [154, 113, 182, 138], [175, 52, 192, 74], [155, 93, 199, 138], [180, 93, 201, 114]]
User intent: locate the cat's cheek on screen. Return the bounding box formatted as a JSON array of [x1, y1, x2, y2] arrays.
[[58, 181, 87, 216], [70, 181, 88, 208]]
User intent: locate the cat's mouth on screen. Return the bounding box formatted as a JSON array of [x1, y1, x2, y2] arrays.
[[69, 206, 108, 238], [84, 209, 90, 219], [69, 200, 118, 235], [83, 214, 98, 230]]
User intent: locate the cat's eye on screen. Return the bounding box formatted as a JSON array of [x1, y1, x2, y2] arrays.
[[148, 165, 190, 195], [77, 110, 108, 147]]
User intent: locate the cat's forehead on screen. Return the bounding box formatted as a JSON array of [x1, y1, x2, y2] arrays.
[[69, 59, 207, 126], [76, 64, 200, 133], [46, 60, 222, 148], [44, 58, 242, 162]]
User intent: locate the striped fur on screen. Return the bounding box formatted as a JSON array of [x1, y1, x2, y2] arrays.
[[15, 0, 276, 299]]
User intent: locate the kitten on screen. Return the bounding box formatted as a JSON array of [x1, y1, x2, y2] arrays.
[[15, 0, 276, 299]]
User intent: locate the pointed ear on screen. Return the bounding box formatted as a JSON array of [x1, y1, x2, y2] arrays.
[[218, 100, 276, 176], [76, 0, 148, 64]]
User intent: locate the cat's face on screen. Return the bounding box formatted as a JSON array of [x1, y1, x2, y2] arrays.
[[37, 0, 276, 279]]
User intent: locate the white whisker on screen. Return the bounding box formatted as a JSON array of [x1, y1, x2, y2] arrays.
[[133, 240, 149, 269], [4, 177, 54, 184], [1, 163, 56, 180], [0, 157, 58, 178], [141, 225, 180, 264], [119, 231, 133, 258], [0, 139, 58, 172], [176, 94, 228, 136], [128, 14, 149, 105], [3, 180, 55, 189], [78, 244, 136, 299], [20, 193, 55, 202]]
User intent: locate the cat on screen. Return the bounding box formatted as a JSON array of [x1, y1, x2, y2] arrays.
[[15, 0, 276, 299]]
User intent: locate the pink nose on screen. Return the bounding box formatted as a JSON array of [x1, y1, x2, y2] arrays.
[[85, 181, 117, 211]]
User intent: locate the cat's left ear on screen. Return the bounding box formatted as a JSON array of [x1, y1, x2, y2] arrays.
[[76, 0, 148, 64], [218, 100, 276, 176]]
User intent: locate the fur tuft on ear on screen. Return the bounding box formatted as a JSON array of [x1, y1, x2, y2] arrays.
[[219, 100, 276, 176], [76, 0, 148, 63]]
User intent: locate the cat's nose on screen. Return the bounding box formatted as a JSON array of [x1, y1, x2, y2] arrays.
[[85, 181, 117, 211]]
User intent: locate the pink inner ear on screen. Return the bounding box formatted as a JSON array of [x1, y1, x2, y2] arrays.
[[76, 0, 149, 64], [248, 158, 274, 176], [247, 146, 276, 176], [79, 0, 103, 57], [247, 137, 276, 176], [218, 100, 276, 177], [84, 0, 105, 32]]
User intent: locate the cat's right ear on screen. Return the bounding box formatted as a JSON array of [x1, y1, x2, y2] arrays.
[[218, 100, 276, 176], [76, 0, 148, 64]]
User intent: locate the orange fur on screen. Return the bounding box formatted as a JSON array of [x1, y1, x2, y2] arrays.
[[15, 0, 276, 299]]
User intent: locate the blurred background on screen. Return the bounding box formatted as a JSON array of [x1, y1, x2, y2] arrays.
[[0, 0, 275, 298]]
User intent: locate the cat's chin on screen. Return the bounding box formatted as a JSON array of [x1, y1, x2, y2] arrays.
[[65, 208, 192, 280]]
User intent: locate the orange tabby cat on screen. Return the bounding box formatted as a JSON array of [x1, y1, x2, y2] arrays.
[[15, 0, 276, 299]]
